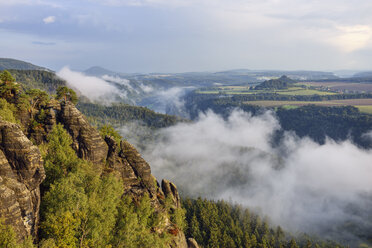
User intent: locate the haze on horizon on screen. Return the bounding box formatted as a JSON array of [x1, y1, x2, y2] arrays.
[[0, 0, 372, 73]]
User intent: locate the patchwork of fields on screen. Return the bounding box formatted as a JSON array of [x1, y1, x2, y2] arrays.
[[243, 99, 372, 114], [196, 82, 372, 114], [196, 86, 336, 95]]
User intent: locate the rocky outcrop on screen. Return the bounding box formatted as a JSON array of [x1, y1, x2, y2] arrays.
[[0, 120, 45, 240], [169, 231, 188, 248], [0, 99, 199, 247], [104, 136, 199, 248], [58, 102, 108, 164], [187, 238, 200, 248], [162, 179, 181, 209]]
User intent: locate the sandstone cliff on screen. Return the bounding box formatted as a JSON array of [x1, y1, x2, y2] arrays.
[[0, 120, 45, 240], [0, 100, 197, 247]]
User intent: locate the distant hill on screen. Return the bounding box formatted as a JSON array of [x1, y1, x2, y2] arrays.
[[83, 66, 118, 76], [353, 71, 372, 78], [0, 58, 48, 71], [255, 75, 296, 90]]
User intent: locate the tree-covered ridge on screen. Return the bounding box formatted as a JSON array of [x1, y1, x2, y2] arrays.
[[8, 69, 66, 93], [0, 58, 48, 71], [76, 102, 183, 128], [255, 76, 297, 90], [183, 198, 344, 248]]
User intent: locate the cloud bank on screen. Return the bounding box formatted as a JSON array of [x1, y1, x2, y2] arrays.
[[42, 15, 55, 24], [57, 67, 124, 103], [142, 110, 372, 242]]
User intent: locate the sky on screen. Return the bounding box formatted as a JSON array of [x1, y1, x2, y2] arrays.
[[0, 0, 372, 73]]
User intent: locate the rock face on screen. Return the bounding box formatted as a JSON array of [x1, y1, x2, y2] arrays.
[[58, 102, 108, 164], [162, 179, 181, 209], [187, 238, 200, 248], [105, 136, 197, 248], [0, 100, 199, 247], [0, 120, 45, 240]]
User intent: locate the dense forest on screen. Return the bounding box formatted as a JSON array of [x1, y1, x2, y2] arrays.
[[0, 58, 47, 71], [182, 91, 372, 149], [76, 102, 183, 128], [254, 76, 296, 90], [185, 91, 372, 105], [9, 69, 66, 93], [183, 198, 345, 248]]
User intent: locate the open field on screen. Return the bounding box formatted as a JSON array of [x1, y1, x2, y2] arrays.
[[196, 86, 337, 96], [243, 99, 372, 114], [275, 88, 336, 95], [300, 82, 372, 92], [356, 106, 372, 114]]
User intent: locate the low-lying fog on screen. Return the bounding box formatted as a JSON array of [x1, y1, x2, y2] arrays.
[[137, 110, 372, 243], [58, 68, 372, 243]]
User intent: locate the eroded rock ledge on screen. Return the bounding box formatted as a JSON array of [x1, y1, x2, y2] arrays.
[[0, 120, 45, 240]]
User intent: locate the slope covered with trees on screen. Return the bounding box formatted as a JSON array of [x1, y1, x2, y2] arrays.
[[183, 198, 344, 248], [0, 70, 190, 248], [0, 58, 47, 71], [255, 75, 296, 90], [76, 102, 183, 128]]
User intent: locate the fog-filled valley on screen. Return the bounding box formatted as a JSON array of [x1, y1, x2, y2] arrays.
[[54, 66, 372, 246], [3, 0, 372, 247], [1, 61, 372, 247]]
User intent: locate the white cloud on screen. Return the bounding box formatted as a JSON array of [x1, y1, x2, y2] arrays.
[[331, 25, 372, 52], [141, 110, 372, 240], [57, 67, 125, 103], [43, 15, 56, 24]]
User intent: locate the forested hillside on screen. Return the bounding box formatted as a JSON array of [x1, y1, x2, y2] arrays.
[[183, 198, 344, 248], [0, 58, 47, 71], [9, 69, 66, 93], [77, 102, 183, 128], [0, 70, 190, 247], [0, 70, 357, 248]]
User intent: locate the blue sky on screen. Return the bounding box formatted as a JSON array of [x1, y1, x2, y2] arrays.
[[0, 0, 372, 72]]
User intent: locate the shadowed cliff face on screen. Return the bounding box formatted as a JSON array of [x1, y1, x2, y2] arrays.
[[58, 102, 108, 165], [0, 120, 46, 240]]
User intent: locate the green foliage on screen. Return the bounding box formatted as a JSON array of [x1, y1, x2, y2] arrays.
[[255, 75, 296, 90], [42, 124, 80, 189], [164, 195, 187, 232], [40, 165, 123, 248], [8, 69, 65, 93], [0, 98, 18, 123], [0, 58, 45, 71], [112, 194, 169, 248], [39, 123, 170, 247], [184, 91, 372, 148], [0, 70, 15, 83], [171, 206, 187, 232], [183, 198, 343, 248], [25, 88, 49, 111], [56, 86, 78, 104], [0, 219, 18, 248], [99, 124, 122, 145], [0, 219, 35, 248], [0, 71, 20, 102], [77, 102, 182, 128]]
